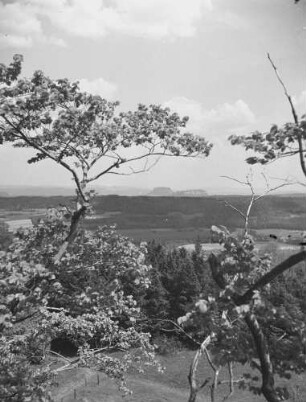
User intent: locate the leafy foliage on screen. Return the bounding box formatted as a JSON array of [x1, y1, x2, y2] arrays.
[[180, 226, 306, 399], [226, 57, 306, 400], [228, 55, 306, 182], [0, 338, 53, 402], [0, 211, 163, 398], [0, 55, 212, 202], [0, 54, 23, 86], [229, 120, 306, 167], [0, 54, 213, 265]]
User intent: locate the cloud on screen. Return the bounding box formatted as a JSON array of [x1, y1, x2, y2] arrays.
[[0, 1, 66, 48], [0, 2, 41, 48], [108, 0, 213, 39], [164, 97, 256, 141], [78, 77, 118, 100], [0, 0, 212, 48]]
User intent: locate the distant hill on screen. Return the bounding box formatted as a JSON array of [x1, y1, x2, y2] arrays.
[[0, 185, 303, 198], [95, 186, 149, 196], [148, 187, 208, 197], [0, 185, 150, 197], [148, 187, 174, 196], [0, 185, 208, 197], [0, 186, 76, 197]]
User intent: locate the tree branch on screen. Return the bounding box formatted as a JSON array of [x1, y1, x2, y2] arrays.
[[87, 150, 202, 182], [53, 205, 88, 264], [267, 53, 298, 124], [3, 116, 87, 202], [234, 250, 306, 306], [267, 53, 306, 178], [188, 335, 212, 402]]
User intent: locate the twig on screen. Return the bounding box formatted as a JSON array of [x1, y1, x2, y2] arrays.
[[52, 346, 119, 374], [49, 350, 71, 363], [46, 306, 70, 313], [220, 171, 295, 235], [140, 317, 201, 346]]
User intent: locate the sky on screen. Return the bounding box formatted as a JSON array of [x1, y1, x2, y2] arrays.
[[0, 0, 306, 194]]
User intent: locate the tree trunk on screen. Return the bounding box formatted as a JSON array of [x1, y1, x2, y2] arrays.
[[210, 368, 219, 402], [188, 390, 198, 402], [188, 336, 211, 402], [188, 349, 201, 402], [53, 205, 87, 264], [245, 313, 281, 402]]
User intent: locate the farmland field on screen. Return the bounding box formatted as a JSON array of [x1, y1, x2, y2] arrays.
[[0, 194, 305, 246]]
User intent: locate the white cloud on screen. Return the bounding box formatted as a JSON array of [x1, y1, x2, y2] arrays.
[[164, 97, 255, 140], [109, 0, 212, 39], [0, 0, 212, 48], [0, 2, 40, 48], [0, 1, 66, 48], [78, 77, 118, 100]]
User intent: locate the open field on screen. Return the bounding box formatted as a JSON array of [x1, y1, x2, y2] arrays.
[[0, 195, 305, 248], [51, 349, 305, 402], [182, 241, 301, 253], [117, 227, 212, 246], [0, 208, 46, 221], [0, 195, 305, 233]]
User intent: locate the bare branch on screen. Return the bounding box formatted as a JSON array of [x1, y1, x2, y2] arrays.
[[46, 306, 70, 313], [49, 350, 71, 363], [267, 53, 298, 124], [87, 159, 121, 182], [221, 171, 295, 234], [267, 53, 306, 178], [88, 149, 203, 182], [142, 318, 201, 346], [107, 156, 161, 176], [52, 346, 119, 374], [220, 175, 248, 186], [220, 200, 246, 221], [203, 343, 219, 373]]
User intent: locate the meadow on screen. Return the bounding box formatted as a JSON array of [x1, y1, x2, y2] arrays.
[[51, 348, 305, 402]]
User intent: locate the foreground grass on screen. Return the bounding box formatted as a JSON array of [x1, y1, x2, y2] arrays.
[[50, 349, 306, 402]]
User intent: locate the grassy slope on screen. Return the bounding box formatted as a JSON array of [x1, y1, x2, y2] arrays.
[[51, 349, 306, 402], [51, 349, 306, 401]]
